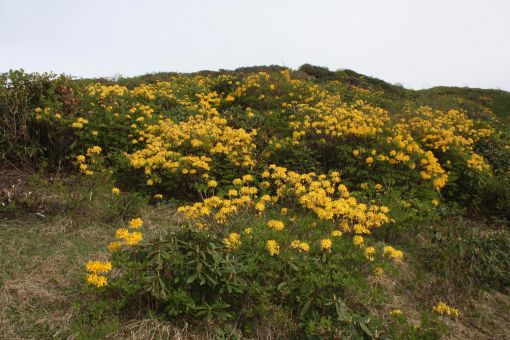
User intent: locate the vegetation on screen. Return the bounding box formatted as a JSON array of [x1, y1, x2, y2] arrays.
[[1, 65, 510, 338]]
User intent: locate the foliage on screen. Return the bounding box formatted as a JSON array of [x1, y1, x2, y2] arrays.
[[2, 64, 510, 337]]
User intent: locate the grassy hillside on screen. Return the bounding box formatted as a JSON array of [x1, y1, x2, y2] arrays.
[[1, 65, 510, 338]]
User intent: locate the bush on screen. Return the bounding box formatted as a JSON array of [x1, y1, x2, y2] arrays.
[[107, 227, 384, 337], [422, 217, 510, 290]]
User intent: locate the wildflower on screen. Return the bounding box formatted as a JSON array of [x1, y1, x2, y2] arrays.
[[86, 260, 112, 273], [366, 157, 374, 165], [374, 267, 384, 276], [115, 228, 129, 239], [331, 230, 342, 237], [320, 238, 332, 251], [223, 232, 241, 251], [383, 246, 404, 262], [374, 183, 383, 191], [208, 180, 218, 188], [389, 309, 403, 317], [87, 145, 102, 155], [299, 242, 310, 252], [431, 199, 439, 206], [108, 241, 122, 252], [255, 202, 265, 212], [76, 155, 86, 163], [281, 207, 288, 215], [365, 246, 376, 261], [290, 240, 301, 249], [433, 302, 459, 317], [111, 187, 120, 195], [146, 179, 154, 186], [267, 220, 284, 231], [86, 273, 108, 287], [124, 231, 143, 245], [244, 227, 253, 234], [242, 174, 253, 182], [353, 149, 359, 157], [353, 235, 364, 246], [129, 218, 143, 229], [154, 194, 163, 200], [266, 240, 280, 256]]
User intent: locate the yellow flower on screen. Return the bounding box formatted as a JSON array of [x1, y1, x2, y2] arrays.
[[154, 194, 163, 200], [87, 145, 102, 155], [76, 155, 86, 163], [108, 241, 122, 252], [365, 246, 376, 261], [331, 230, 342, 237], [353, 235, 364, 246], [383, 246, 404, 262], [389, 309, 403, 317], [223, 232, 241, 251], [433, 302, 459, 317], [111, 187, 120, 195], [431, 199, 439, 206], [290, 240, 301, 249], [299, 242, 310, 252], [129, 217, 143, 229], [267, 220, 284, 231], [208, 180, 218, 188], [266, 240, 280, 256], [366, 156, 374, 165], [320, 238, 332, 251], [85, 260, 112, 274], [124, 231, 143, 245], [243, 227, 253, 234], [115, 228, 129, 239], [86, 273, 108, 287]]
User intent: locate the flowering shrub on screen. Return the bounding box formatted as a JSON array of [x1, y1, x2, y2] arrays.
[[5, 67, 510, 336]]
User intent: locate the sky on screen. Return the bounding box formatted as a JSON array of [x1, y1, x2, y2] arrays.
[[1, 0, 509, 90]]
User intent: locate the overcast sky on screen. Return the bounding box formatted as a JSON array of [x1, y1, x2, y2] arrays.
[[1, 0, 509, 90]]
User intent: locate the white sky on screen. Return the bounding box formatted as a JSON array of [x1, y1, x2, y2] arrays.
[[1, 0, 509, 90]]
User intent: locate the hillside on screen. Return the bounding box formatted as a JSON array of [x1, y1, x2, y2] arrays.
[[1, 65, 510, 339]]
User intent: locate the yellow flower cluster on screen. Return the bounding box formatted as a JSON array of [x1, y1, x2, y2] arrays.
[[320, 238, 332, 251], [128, 114, 257, 186], [383, 245, 404, 262], [75, 145, 102, 176], [395, 106, 493, 173], [290, 240, 310, 252], [265, 165, 390, 233], [177, 177, 261, 227], [108, 217, 144, 251], [223, 232, 241, 251], [289, 97, 390, 142], [267, 219, 285, 231], [85, 260, 112, 287], [433, 301, 459, 317], [266, 239, 280, 256]]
